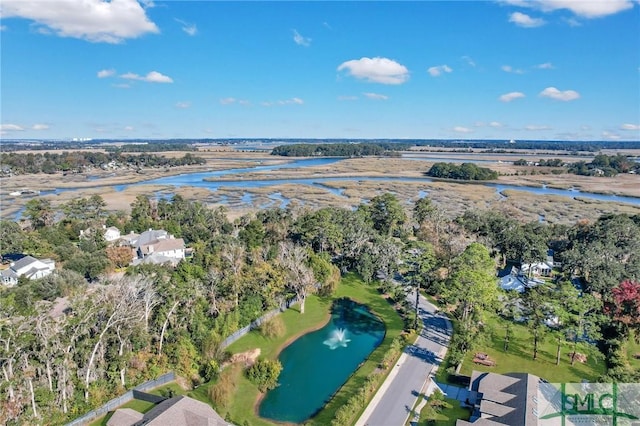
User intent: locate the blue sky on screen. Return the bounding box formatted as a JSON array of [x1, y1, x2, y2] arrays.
[[1, 0, 639, 141]]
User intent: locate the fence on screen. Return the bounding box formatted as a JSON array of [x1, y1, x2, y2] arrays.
[[65, 371, 175, 426], [220, 297, 299, 348]]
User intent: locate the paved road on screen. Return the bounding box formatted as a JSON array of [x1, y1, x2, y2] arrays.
[[356, 292, 452, 426]]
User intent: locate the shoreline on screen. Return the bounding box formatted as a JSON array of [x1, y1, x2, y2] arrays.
[[251, 304, 332, 425]]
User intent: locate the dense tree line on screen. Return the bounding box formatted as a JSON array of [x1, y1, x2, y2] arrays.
[[513, 158, 565, 167], [0, 152, 205, 175], [425, 162, 499, 180], [104, 143, 198, 153], [568, 153, 639, 176], [270, 143, 406, 157]]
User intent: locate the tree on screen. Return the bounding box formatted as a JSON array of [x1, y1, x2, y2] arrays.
[[367, 193, 407, 236], [521, 285, 553, 360], [608, 279, 640, 338], [25, 199, 54, 230], [444, 243, 499, 334], [278, 242, 315, 314], [413, 197, 436, 227]]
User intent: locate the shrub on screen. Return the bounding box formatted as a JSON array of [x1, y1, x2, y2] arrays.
[[259, 316, 286, 339], [246, 359, 282, 392], [209, 365, 239, 408]]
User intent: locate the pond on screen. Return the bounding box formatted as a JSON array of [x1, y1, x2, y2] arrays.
[[258, 298, 385, 423]]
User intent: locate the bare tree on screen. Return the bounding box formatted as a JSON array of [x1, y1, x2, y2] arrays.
[[278, 242, 316, 314], [83, 280, 142, 401], [221, 240, 245, 308]]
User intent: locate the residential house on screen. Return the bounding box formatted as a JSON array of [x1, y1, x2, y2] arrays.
[[107, 395, 229, 426], [104, 226, 121, 242], [119, 229, 186, 266], [1, 255, 55, 286], [457, 371, 541, 425]]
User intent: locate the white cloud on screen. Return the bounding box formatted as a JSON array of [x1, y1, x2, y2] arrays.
[[97, 68, 116, 78], [489, 121, 504, 128], [0, 0, 159, 43], [0, 124, 25, 132], [120, 71, 173, 83], [525, 124, 552, 131], [539, 86, 580, 101], [175, 18, 197, 36], [338, 95, 358, 101], [503, 0, 635, 19], [292, 29, 311, 47], [220, 97, 237, 105], [337, 57, 409, 85], [0, 25, 7, 31], [461, 56, 476, 67], [535, 62, 555, 69], [621, 123, 640, 131], [453, 126, 473, 133], [602, 131, 621, 140], [124, 125, 134, 131], [32, 124, 49, 130], [502, 65, 524, 74], [499, 91, 526, 102], [509, 11, 546, 27], [175, 101, 191, 109], [427, 64, 452, 77], [363, 92, 388, 100], [278, 97, 304, 105]]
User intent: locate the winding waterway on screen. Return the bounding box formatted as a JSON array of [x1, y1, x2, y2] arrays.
[[111, 157, 640, 206]]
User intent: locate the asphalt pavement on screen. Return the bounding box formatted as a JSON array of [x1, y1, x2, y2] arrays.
[[355, 292, 453, 426]]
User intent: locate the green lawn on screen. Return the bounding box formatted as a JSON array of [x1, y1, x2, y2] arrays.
[[220, 273, 405, 426], [626, 335, 640, 369], [418, 397, 470, 426], [458, 313, 605, 383]]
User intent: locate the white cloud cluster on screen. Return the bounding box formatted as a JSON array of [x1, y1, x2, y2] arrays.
[[292, 29, 311, 47], [97, 69, 116, 78], [502, 65, 524, 74], [509, 11, 546, 27], [0, 124, 25, 133], [453, 126, 473, 133], [259, 98, 303, 107], [0, 0, 159, 43], [175, 18, 197, 36], [499, 91, 526, 102], [535, 62, 555, 69], [621, 123, 640, 131], [121, 71, 173, 83], [363, 92, 388, 100], [337, 57, 409, 85], [525, 124, 552, 131], [32, 124, 49, 130], [427, 64, 452, 77], [220, 97, 250, 106], [175, 101, 191, 109], [503, 0, 634, 19], [539, 86, 580, 101]]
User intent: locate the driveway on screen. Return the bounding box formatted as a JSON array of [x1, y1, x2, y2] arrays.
[[356, 291, 452, 426]]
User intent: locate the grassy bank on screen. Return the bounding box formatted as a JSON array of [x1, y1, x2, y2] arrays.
[[220, 273, 404, 426]]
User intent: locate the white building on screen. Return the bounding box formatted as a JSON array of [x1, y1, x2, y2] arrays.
[[1, 255, 56, 286], [103, 226, 121, 242]]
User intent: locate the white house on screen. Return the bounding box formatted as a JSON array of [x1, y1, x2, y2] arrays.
[[103, 226, 121, 242], [1, 255, 55, 286], [120, 229, 186, 266]]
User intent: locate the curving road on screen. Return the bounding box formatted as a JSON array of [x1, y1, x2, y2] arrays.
[[356, 291, 452, 426]]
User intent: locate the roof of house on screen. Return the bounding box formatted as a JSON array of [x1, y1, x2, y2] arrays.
[[12, 255, 40, 271], [134, 395, 227, 426], [459, 371, 540, 426], [136, 229, 169, 248], [107, 408, 144, 426], [149, 238, 185, 252]]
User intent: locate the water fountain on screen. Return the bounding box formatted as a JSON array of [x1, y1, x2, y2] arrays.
[[323, 328, 351, 350]]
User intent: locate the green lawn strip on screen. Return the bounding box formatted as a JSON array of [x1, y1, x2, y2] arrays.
[[434, 317, 460, 386], [459, 314, 605, 383], [218, 273, 404, 426], [418, 397, 471, 425], [625, 335, 640, 369]]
